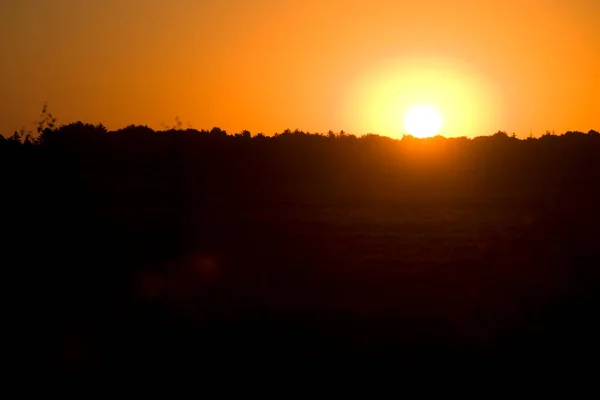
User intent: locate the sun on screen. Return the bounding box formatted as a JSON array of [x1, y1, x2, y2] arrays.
[[403, 105, 444, 138]]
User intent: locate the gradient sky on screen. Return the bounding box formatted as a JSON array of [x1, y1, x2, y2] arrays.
[[1, 0, 598, 138]]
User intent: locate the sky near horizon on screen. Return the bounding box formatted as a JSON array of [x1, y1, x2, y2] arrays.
[[1, 0, 598, 138]]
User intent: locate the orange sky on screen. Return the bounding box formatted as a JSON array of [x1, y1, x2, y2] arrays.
[[1, 0, 598, 138]]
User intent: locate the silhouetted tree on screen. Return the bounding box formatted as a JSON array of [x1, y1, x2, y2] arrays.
[[8, 131, 23, 143], [209, 127, 227, 137], [36, 102, 57, 135]]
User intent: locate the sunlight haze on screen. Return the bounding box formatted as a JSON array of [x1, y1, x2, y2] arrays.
[[1, 0, 598, 138]]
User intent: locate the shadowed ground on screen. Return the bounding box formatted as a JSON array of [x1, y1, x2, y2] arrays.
[[3, 128, 599, 373]]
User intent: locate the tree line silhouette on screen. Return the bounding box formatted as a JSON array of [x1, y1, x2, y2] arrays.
[[3, 121, 599, 206], [2, 116, 599, 372]]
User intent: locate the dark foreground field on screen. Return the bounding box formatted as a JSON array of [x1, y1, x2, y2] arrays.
[[3, 127, 599, 373]]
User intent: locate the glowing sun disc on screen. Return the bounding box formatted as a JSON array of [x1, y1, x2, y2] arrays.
[[403, 105, 443, 138]]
